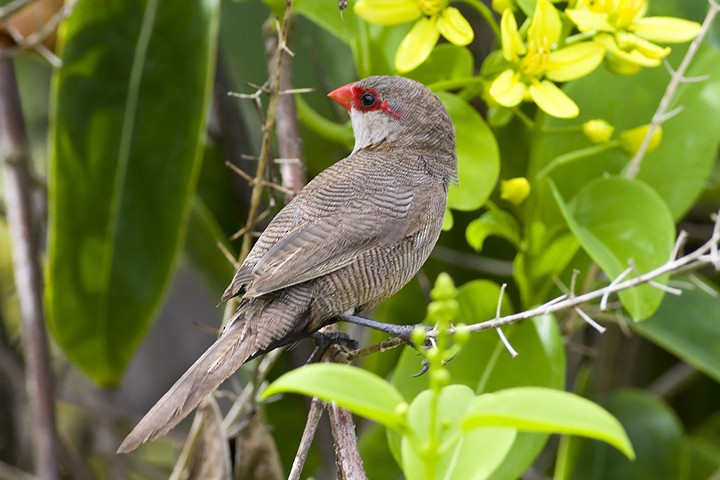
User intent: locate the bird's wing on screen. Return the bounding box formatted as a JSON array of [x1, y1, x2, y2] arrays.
[[244, 177, 418, 298]]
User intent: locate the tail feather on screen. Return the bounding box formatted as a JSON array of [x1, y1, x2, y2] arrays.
[[117, 319, 256, 453]]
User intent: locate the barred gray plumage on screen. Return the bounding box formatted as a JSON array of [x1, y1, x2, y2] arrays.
[[118, 76, 457, 453]]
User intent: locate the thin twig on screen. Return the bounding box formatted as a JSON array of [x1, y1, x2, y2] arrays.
[[455, 212, 720, 334], [0, 58, 59, 480], [625, 1, 720, 178], [288, 398, 325, 480], [221, 0, 295, 327], [264, 16, 306, 201]]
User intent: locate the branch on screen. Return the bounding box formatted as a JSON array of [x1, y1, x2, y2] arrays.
[[459, 211, 720, 335], [0, 58, 59, 479], [288, 398, 325, 480], [263, 16, 306, 201], [625, 1, 720, 178]]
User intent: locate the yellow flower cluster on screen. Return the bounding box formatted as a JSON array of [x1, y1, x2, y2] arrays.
[[354, 0, 701, 118], [566, 0, 701, 74], [489, 0, 605, 118], [354, 0, 474, 73]]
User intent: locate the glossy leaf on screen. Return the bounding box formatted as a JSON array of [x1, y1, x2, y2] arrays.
[[466, 208, 521, 252], [261, 364, 407, 430], [439, 92, 500, 212], [556, 390, 683, 480], [47, 0, 220, 385], [532, 45, 720, 223], [633, 285, 720, 383], [401, 385, 475, 479], [405, 44, 474, 86], [552, 177, 675, 320], [464, 387, 635, 459], [392, 280, 566, 480]]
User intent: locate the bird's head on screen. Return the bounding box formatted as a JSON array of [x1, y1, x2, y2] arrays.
[[329, 76, 457, 179]]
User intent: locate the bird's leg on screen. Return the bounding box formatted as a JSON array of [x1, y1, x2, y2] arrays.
[[341, 315, 431, 343], [307, 331, 359, 364]]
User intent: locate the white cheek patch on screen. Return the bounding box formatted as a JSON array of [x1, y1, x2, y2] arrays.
[[350, 108, 396, 154]]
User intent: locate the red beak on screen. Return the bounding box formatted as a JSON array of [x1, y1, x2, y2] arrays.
[[328, 82, 356, 111]]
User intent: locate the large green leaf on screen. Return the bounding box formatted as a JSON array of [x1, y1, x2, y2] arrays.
[[552, 176, 675, 321], [464, 387, 635, 460], [261, 363, 407, 431], [633, 285, 720, 383], [532, 45, 720, 223], [440, 92, 500, 212], [556, 390, 683, 480], [47, 0, 220, 385]]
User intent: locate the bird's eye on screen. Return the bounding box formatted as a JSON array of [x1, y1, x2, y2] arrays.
[[359, 92, 377, 108]]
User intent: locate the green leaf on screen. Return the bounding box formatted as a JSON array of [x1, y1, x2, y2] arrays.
[[464, 387, 635, 460], [633, 285, 720, 383], [401, 386, 517, 480], [466, 209, 521, 252], [261, 364, 407, 431], [556, 390, 683, 480], [295, 0, 410, 76], [447, 427, 517, 480], [405, 44, 474, 86], [401, 385, 475, 479], [551, 177, 675, 321], [392, 281, 566, 480], [439, 92, 500, 212], [47, 0, 220, 385], [532, 45, 720, 221], [636, 46, 720, 219]]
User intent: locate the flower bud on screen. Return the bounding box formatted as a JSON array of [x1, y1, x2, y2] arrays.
[[430, 273, 456, 301], [582, 119, 614, 143], [431, 368, 451, 388], [620, 124, 662, 156], [500, 177, 531, 205], [454, 324, 470, 346], [411, 326, 428, 347]]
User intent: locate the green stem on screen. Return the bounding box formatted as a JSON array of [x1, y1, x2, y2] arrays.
[[460, 0, 501, 40], [428, 76, 485, 92], [295, 96, 354, 147], [536, 140, 620, 180]]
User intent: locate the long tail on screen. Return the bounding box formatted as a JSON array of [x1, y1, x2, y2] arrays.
[[117, 318, 256, 453]]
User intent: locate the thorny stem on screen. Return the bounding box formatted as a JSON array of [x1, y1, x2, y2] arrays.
[[454, 212, 720, 335], [288, 398, 324, 480], [625, 1, 720, 178], [0, 59, 60, 479], [222, 0, 295, 328]]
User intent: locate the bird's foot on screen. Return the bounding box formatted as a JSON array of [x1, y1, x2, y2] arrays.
[[341, 315, 431, 344], [307, 331, 359, 364]]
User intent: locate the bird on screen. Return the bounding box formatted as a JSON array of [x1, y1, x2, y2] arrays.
[[117, 75, 457, 453]]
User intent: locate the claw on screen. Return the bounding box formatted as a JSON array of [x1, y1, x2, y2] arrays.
[[413, 359, 430, 377], [308, 331, 359, 364]]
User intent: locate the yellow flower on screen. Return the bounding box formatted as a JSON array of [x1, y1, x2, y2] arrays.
[[501, 177, 531, 204], [488, 0, 605, 118], [354, 0, 474, 73], [583, 119, 615, 143], [566, 0, 700, 74]]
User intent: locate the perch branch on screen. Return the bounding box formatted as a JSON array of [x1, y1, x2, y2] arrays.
[[457, 212, 720, 335]]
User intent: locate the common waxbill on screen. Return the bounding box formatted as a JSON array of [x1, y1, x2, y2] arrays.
[[118, 75, 457, 453]]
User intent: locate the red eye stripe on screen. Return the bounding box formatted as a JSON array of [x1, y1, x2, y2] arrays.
[[352, 87, 401, 119]]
